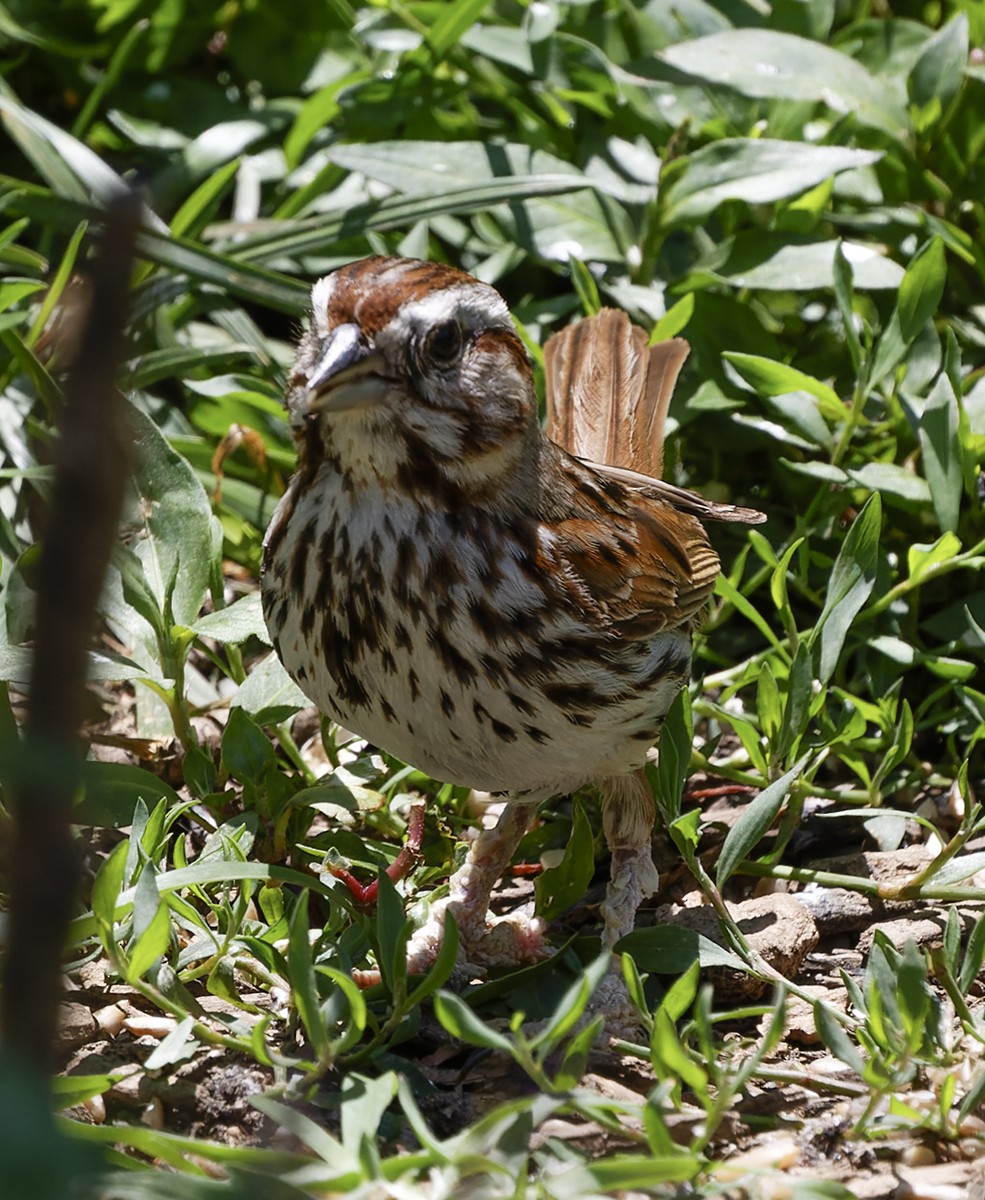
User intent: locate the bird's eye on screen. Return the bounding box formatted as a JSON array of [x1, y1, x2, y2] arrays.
[[423, 320, 463, 367]]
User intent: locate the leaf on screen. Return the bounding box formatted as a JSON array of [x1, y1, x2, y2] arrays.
[[534, 799, 596, 919], [340, 1073, 399, 1154], [724, 352, 844, 421], [918, 370, 963, 533], [833, 240, 863, 373], [809, 493, 882, 684], [653, 690, 692, 823], [326, 139, 591, 201], [617, 924, 748, 973], [908, 14, 968, 111], [405, 912, 460, 1009], [235, 650, 309, 720], [374, 868, 409, 996], [659, 30, 907, 138], [715, 235, 903, 293], [77, 762, 182, 828], [716, 756, 809, 886], [101, 405, 222, 681], [529, 954, 610, 1052], [846, 462, 932, 506], [663, 140, 881, 225], [898, 237, 946, 345], [650, 293, 694, 341], [127, 871, 171, 983], [434, 990, 514, 1052], [192, 591, 270, 645], [959, 912, 985, 995], [813, 1001, 864, 1074], [287, 896, 330, 1057], [658, 960, 700, 1023], [221, 708, 275, 782], [423, 0, 489, 59], [322, 139, 626, 262], [91, 841, 129, 933], [566, 1154, 700, 1190]]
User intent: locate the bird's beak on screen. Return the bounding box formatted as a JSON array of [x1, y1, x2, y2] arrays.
[[304, 322, 386, 413]]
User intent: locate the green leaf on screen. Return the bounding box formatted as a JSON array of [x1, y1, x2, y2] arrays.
[[127, 870, 171, 982], [898, 237, 946, 345], [287, 896, 331, 1057], [777, 642, 813, 762], [534, 799, 596, 919], [724, 353, 844, 422], [192, 591, 270, 646], [568, 257, 601, 315], [77, 762, 181, 828], [756, 663, 782, 745], [405, 912, 460, 1009], [813, 1001, 864, 1074], [715, 573, 784, 650], [375, 868, 408, 996], [658, 959, 700, 1023], [235, 650, 309, 720], [650, 293, 694, 341], [530, 954, 610, 1053], [809, 493, 882, 684], [715, 236, 903, 293], [663, 140, 881, 225], [908, 14, 968, 110], [434, 990, 514, 1052], [566, 1153, 700, 1190], [653, 690, 691, 823], [91, 840, 129, 933], [651, 1007, 708, 1095], [770, 537, 806, 616], [423, 0, 489, 59], [959, 913, 985, 995], [659, 30, 907, 137], [317, 967, 368, 1056], [221, 707, 275, 782], [896, 940, 929, 1035], [618, 924, 748, 973], [340, 1072, 399, 1154], [716, 756, 809, 886], [918, 370, 963, 533], [832, 240, 863, 373]]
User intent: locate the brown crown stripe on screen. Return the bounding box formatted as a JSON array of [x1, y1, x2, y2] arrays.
[[325, 257, 484, 335]]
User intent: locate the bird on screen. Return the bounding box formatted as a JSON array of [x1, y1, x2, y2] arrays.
[[261, 255, 764, 984]]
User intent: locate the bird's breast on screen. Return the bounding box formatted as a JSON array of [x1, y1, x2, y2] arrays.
[[261, 475, 692, 795]]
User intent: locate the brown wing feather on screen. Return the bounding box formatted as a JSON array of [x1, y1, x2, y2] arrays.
[[543, 307, 763, 638], [553, 494, 720, 638], [544, 307, 689, 478]]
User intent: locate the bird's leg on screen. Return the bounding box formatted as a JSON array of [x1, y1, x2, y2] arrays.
[[592, 769, 661, 1031], [599, 768, 660, 949], [405, 796, 547, 975]]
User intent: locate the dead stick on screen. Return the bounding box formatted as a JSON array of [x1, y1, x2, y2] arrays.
[[0, 194, 139, 1070]]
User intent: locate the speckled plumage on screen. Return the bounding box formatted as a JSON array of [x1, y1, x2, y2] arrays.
[[261, 256, 764, 984]]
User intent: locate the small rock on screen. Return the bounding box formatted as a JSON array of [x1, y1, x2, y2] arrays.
[[664, 894, 818, 1000], [714, 1135, 800, 1181], [122, 1014, 177, 1039], [858, 916, 946, 956], [895, 1162, 975, 1200], [57, 1002, 96, 1051]]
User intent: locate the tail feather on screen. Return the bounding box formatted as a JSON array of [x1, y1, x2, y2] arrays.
[[543, 308, 689, 479]]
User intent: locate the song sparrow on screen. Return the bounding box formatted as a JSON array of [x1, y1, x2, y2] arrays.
[[262, 256, 764, 978]]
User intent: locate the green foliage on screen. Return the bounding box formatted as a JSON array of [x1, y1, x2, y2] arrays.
[[0, 0, 984, 1194]]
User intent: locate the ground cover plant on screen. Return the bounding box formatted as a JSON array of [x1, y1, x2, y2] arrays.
[[0, 0, 984, 1196]]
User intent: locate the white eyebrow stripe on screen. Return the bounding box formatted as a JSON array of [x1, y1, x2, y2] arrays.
[[390, 284, 511, 332], [310, 275, 338, 331]]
